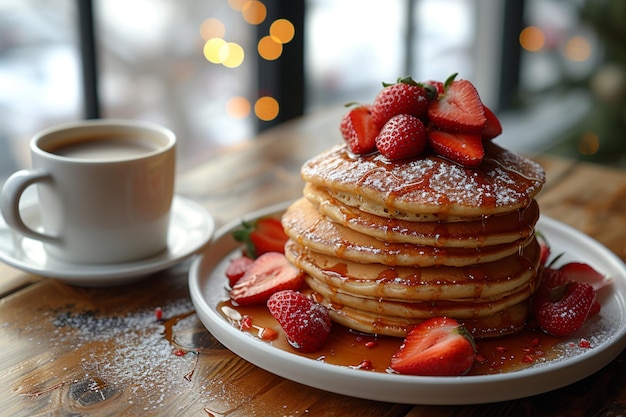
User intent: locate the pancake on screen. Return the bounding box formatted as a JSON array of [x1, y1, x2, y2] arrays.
[[282, 198, 534, 267], [304, 183, 539, 247], [308, 289, 531, 339], [306, 274, 534, 319], [300, 142, 545, 218], [284, 237, 540, 302]]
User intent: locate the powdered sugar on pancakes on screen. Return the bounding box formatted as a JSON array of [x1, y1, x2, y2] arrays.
[[301, 142, 545, 218]]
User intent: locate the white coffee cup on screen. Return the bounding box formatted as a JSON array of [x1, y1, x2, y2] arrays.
[[0, 119, 176, 264]]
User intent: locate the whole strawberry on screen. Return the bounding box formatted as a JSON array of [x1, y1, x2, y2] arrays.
[[340, 105, 378, 155], [533, 267, 597, 338], [389, 317, 476, 376], [371, 77, 435, 130], [376, 114, 427, 160], [267, 290, 332, 352]]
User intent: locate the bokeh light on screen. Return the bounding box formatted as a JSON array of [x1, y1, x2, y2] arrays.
[[565, 36, 592, 62], [254, 96, 279, 121], [227, 0, 247, 12], [519, 26, 545, 52], [222, 42, 245, 68], [226, 96, 252, 119], [270, 19, 295, 44], [578, 132, 600, 156], [242, 1, 267, 25], [258, 35, 283, 60], [199, 18, 225, 41], [203, 38, 227, 63]]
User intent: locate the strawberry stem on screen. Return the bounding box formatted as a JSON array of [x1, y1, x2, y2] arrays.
[[443, 73, 458, 91]]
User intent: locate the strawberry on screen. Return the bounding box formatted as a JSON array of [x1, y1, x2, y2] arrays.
[[559, 262, 609, 291], [225, 255, 254, 287], [427, 129, 484, 167], [340, 105, 378, 155], [371, 76, 434, 130], [230, 252, 304, 306], [427, 74, 486, 133], [233, 217, 289, 258], [375, 114, 427, 160], [267, 290, 332, 352], [425, 80, 445, 98], [389, 317, 476, 376], [481, 105, 502, 140], [534, 277, 596, 338]]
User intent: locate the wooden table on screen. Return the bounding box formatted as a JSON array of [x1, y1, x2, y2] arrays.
[[2, 109, 626, 416]]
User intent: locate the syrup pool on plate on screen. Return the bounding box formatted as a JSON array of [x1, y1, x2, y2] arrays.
[[217, 296, 598, 376]]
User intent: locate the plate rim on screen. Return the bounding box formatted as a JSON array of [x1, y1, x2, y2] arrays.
[[188, 201, 626, 405]]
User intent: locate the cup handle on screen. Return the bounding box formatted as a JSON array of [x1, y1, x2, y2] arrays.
[[1, 170, 60, 243]]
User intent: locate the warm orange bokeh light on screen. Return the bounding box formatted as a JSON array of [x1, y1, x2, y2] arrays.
[[255, 96, 279, 121], [199, 18, 226, 41], [227, 0, 248, 11], [258, 35, 283, 60], [519, 26, 545, 52], [578, 132, 599, 155], [565, 36, 592, 62], [226, 96, 252, 119], [242, 1, 267, 25], [270, 19, 295, 44]]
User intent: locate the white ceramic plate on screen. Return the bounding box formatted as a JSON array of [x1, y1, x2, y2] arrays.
[[188, 202, 626, 405], [0, 195, 215, 286]]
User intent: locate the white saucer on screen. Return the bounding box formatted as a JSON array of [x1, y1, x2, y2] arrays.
[[0, 195, 215, 286]]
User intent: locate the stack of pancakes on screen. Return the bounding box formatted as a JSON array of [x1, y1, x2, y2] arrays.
[[281, 141, 546, 339]]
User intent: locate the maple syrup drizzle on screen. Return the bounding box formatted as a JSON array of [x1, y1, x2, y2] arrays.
[[216, 297, 593, 377]]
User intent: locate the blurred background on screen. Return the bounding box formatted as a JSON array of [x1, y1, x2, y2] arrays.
[[1, 0, 625, 181]]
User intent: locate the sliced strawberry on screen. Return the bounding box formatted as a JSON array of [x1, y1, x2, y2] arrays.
[[389, 317, 476, 376], [375, 114, 427, 160], [340, 105, 378, 155], [427, 75, 486, 133], [481, 105, 502, 140], [233, 217, 289, 258], [267, 290, 332, 352], [371, 77, 433, 130], [427, 129, 484, 167], [230, 252, 304, 306], [534, 279, 596, 338], [559, 262, 610, 291], [225, 255, 254, 287]]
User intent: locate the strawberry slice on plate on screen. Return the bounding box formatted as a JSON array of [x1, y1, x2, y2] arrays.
[[428, 130, 485, 167], [389, 317, 476, 376], [340, 105, 378, 155], [233, 217, 289, 258], [225, 255, 254, 287], [267, 290, 332, 352], [230, 252, 304, 306], [559, 262, 610, 291], [427, 75, 486, 133]]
